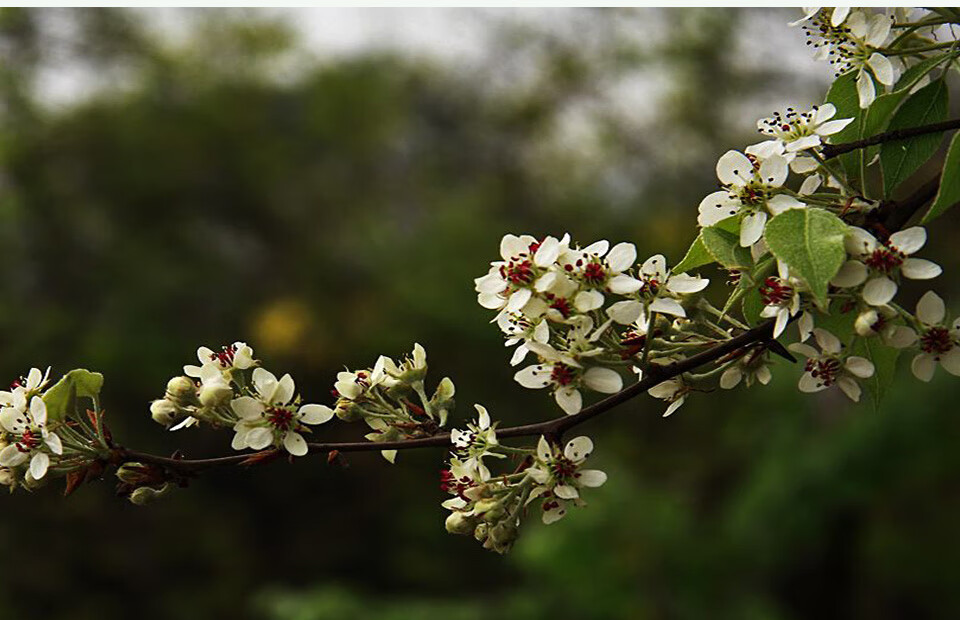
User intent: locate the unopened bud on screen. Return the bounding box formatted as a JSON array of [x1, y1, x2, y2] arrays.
[[855, 309, 880, 337], [488, 521, 518, 548], [166, 376, 197, 400], [473, 522, 489, 543], [445, 511, 476, 535], [335, 400, 362, 423], [150, 399, 180, 426], [130, 483, 172, 506], [116, 462, 147, 484], [198, 380, 233, 407], [0, 467, 15, 487]]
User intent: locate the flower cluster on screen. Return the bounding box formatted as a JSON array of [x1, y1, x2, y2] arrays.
[[476, 234, 708, 415], [151, 342, 334, 457], [0, 369, 60, 482]]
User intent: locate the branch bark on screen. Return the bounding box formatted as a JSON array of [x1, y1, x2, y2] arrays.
[[821, 118, 960, 160]]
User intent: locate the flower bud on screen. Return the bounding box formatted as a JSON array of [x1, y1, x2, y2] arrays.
[[335, 400, 363, 423], [473, 522, 489, 543], [130, 483, 172, 506], [116, 462, 148, 484], [487, 521, 519, 552], [855, 309, 880, 337], [166, 376, 197, 401], [150, 399, 180, 426], [198, 380, 233, 407], [0, 467, 16, 487], [445, 511, 476, 536], [21, 471, 47, 491]]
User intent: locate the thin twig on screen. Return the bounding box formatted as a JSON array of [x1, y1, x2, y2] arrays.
[[822, 118, 960, 160]]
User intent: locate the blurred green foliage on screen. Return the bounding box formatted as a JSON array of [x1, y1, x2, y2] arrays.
[[0, 7, 958, 620]]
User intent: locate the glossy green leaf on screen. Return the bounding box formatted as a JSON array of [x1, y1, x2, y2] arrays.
[[881, 79, 948, 195], [922, 131, 960, 223], [672, 234, 713, 274], [851, 337, 900, 412], [763, 208, 848, 307]]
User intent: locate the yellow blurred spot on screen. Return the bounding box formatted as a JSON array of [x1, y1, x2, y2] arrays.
[[252, 298, 312, 356]]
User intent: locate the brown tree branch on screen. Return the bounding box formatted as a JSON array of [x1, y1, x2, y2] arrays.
[[821, 118, 960, 160]]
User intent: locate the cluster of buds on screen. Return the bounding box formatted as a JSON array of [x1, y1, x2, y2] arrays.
[[333, 343, 455, 462]]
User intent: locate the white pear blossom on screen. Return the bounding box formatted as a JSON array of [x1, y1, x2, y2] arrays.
[[557, 240, 642, 312], [720, 349, 773, 389], [450, 404, 504, 481], [698, 150, 806, 246], [526, 436, 606, 525], [758, 261, 804, 338], [754, 104, 853, 153], [840, 226, 941, 306], [184, 342, 256, 379], [0, 396, 62, 480], [474, 234, 570, 312], [910, 291, 960, 382], [788, 328, 875, 401], [230, 368, 334, 456], [647, 377, 688, 417], [853, 307, 917, 348], [606, 255, 709, 325]]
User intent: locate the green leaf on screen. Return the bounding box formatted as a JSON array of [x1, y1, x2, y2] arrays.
[[851, 338, 900, 411], [922, 131, 960, 223], [672, 234, 713, 274], [824, 72, 861, 179], [763, 208, 848, 307], [741, 287, 764, 326], [43, 369, 104, 422], [813, 303, 857, 347], [880, 79, 948, 196], [701, 226, 752, 269]]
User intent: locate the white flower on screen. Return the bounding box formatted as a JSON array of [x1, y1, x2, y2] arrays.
[[841, 226, 941, 306], [526, 436, 607, 525], [450, 404, 504, 482], [788, 328, 875, 401], [184, 342, 256, 379], [230, 368, 334, 456], [514, 317, 623, 414], [0, 396, 63, 480], [790, 7, 852, 28], [606, 255, 708, 325], [758, 261, 803, 338], [720, 349, 773, 389], [474, 234, 570, 312], [647, 377, 688, 417], [853, 307, 917, 348], [558, 240, 641, 311], [698, 150, 805, 247], [755, 104, 854, 153], [910, 291, 960, 382]]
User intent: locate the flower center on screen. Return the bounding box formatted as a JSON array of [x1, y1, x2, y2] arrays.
[[550, 364, 576, 387], [920, 326, 953, 357], [210, 344, 238, 367], [500, 259, 535, 286], [265, 406, 295, 431], [759, 277, 793, 306], [805, 356, 842, 386], [545, 294, 572, 318], [17, 429, 41, 452], [582, 261, 607, 285], [640, 277, 660, 297], [863, 244, 905, 273], [551, 456, 578, 482]]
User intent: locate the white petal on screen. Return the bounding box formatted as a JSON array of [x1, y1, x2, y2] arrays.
[[605, 242, 637, 273], [577, 469, 607, 487], [30, 452, 49, 480], [720, 367, 742, 390], [867, 52, 895, 86], [799, 372, 827, 393], [785, 135, 822, 152], [30, 396, 46, 426], [789, 343, 819, 359], [515, 365, 551, 390], [798, 311, 815, 342], [813, 328, 842, 354], [831, 260, 868, 287], [663, 397, 685, 417], [537, 436, 552, 461], [666, 274, 709, 294], [862, 276, 897, 306], [767, 194, 804, 215], [791, 155, 819, 174], [505, 288, 532, 313], [44, 433, 63, 455], [608, 274, 643, 295], [912, 353, 936, 382], [555, 387, 582, 415], [283, 431, 308, 456], [884, 325, 917, 349], [534, 236, 562, 267], [856, 70, 876, 108], [246, 427, 274, 450], [816, 118, 854, 136], [698, 192, 740, 226], [554, 484, 580, 500], [574, 290, 605, 312], [231, 396, 264, 421], [758, 155, 788, 187], [814, 103, 837, 124], [542, 502, 567, 524], [773, 308, 789, 339], [845, 356, 875, 378], [582, 240, 609, 257], [837, 377, 861, 402], [740, 211, 767, 247], [831, 7, 851, 27], [845, 227, 878, 256], [889, 227, 926, 255], [916, 291, 945, 325], [716, 150, 754, 186], [231, 427, 250, 450], [298, 404, 334, 425], [583, 367, 622, 394], [940, 347, 960, 377], [564, 436, 594, 461], [649, 297, 686, 318], [0, 444, 27, 467], [901, 258, 941, 280], [607, 300, 642, 325]]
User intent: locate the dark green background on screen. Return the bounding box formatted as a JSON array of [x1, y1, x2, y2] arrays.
[[1, 8, 959, 619]]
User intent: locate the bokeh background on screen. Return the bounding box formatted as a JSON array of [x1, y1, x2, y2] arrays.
[[2, 7, 960, 620]]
